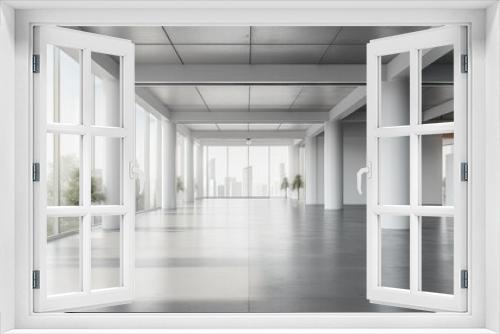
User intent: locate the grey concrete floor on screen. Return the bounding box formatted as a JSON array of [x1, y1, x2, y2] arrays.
[[65, 199, 453, 313]]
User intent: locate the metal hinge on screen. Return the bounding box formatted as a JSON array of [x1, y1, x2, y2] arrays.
[[32, 270, 40, 289], [461, 162, 468, 182], [32, 54, 40, 73], [461, 269, 468, 289], [461, 54, 468, 73], [32, 162, 40, 182]]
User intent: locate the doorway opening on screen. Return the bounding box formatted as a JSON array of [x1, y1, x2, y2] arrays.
[[33, 25, 464, 313]]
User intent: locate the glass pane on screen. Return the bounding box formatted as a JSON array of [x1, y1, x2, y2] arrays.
[[46, 133, 81, 206], [47, 216, 81, 295], [380, 215, 410, 289], [379, 52, 410, 127], [421, 134, 454, 206], [135, 104, 147, 211], [91, 215, 122, 289], [249, 146, 269, 197], [378, 136, 410, 205], [421, 216, 454, 294], [92, 136, 122, 205], [227, 146, 248, 197], [207, 146, 227, 197], [269, 146, 289, 197], [92, 52, 121, 127], [421, 45, 454, 124], [46, 45, 81, 124]]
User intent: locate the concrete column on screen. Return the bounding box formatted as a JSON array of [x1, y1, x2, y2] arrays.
[[316, 135, 325, 205], [185, 133, 195, 203], [324, 120, 343, 210], [196, 143, 204, 199], [162, 120, 177, 210], [305, 136, 318, 205], [288, 144, 299, 199], [380, 78, 410, 229]]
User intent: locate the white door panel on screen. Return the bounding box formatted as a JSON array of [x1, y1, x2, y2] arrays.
[[33, 26, 135, 312], [366, 26, 467, 312]]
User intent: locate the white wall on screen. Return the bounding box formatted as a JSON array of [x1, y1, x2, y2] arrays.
[[316, 135, 325, 205], [0, 3, 16, 333], [343, 122, 366, 205]]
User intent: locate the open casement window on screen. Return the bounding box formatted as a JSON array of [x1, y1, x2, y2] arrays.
[[33, 26, 135, 312], [365, 26, 467, 312]]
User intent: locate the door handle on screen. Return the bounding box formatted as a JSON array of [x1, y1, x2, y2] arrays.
[[356, 162, 371, 195]]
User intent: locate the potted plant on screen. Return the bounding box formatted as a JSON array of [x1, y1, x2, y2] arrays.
[[280, 177, 290, 198], [292, 174, 304, 200], [176, 176, 185, 193]]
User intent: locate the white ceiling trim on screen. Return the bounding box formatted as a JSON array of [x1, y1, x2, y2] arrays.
[[5, 1, 494, 9]]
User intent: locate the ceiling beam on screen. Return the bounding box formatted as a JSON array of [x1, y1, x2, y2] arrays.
[[170, 111, 329, 124], [306, 124, 324, 137], [386, 45, 453, 81], [136, 64, 366, 85], [192, 130, 305, 139], [199, 139, 296, 146], [330, 86, 367, 121], [422, 99, 454, 122], [137, 64, 451, 85]]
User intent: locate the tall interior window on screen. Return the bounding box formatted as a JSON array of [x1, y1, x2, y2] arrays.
[[204, 145, 288, 198], [135, 103, 162, 212]]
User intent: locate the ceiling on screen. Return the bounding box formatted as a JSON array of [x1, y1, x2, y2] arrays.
[[147, 85, 356, 113], [80, 26, 435, 134], [81, 26, 428, 65], [187, 123, 316, 131]]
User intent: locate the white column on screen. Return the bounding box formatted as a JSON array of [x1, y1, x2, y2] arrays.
[[380, 78, 410, 229], [196, 142, 204, 199], [305, 136, 318, 205], [185, 133, 194, 203], [288, 144, 299, 199], [162, 120, 177, 210], [324, 120, 343, 210]]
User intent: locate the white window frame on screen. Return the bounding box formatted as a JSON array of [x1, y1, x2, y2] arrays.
[[8, 2, 497, 333]]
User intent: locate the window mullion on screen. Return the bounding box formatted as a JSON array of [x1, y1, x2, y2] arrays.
[[409, 48, 420, 294], [81, 47, 92, 294]]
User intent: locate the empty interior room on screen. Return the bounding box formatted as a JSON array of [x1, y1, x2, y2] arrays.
[[37, 25, 460, 314]]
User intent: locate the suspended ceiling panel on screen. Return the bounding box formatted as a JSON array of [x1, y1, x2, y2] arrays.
[[333, 26, 427, 44], [291, 86, 355, 110], [249, 86, 302, 109], [251, 26, 341, 45], [148, 86, 208, 112], [197, 86, 249, 110], [135, 45, 181, 64], [176, 45, 250, 64], [165, 26, 250, 44], [251, 45, 328, 64], [82, 26, 170, 44], [321, 45, 367, 64]]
